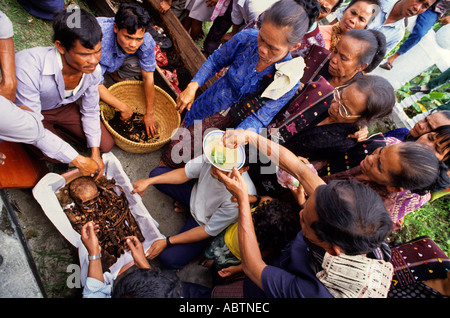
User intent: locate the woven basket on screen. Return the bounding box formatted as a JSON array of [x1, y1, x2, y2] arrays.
[[100, 81, 180, 153]]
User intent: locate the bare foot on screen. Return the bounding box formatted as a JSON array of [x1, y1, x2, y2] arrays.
[[173, 201, 187, 213]]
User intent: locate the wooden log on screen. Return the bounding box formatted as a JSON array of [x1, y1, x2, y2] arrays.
[[141, 0, 215, 95], [144, 0, 205, 77]]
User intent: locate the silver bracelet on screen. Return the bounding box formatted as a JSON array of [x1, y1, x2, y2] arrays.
[[88, 253, 101, 261]]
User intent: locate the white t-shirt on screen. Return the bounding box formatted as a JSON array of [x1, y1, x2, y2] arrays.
[[185, 155, 256, 236]]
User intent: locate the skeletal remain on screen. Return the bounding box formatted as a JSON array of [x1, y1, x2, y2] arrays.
[[60, 176, 144, 270]]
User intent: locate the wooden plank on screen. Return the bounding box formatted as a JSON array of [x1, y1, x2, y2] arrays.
[[142, 0, 215, 95], [0, 141, 48, 189], [144, 0, 205, 77]]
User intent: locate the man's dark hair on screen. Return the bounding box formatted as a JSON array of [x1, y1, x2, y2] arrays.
[[294, 0, 321, 28], [115, 3, 151, 34], [112, 268, 182, 298], [253, 199, 300, 252], [311, 180, 393, 255], [53, 8, 102, 51]]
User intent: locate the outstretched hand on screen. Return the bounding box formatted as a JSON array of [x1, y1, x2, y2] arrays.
[[216, 168, 248, 204], [222, 129, 251, 149], [131, 178, 153, 196], [176, 82, 198, 113], [125, 236, 151, 269], [81, 221, 101, 256]]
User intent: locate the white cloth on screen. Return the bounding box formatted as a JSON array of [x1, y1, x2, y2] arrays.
[[261, 56, 305, 100], [316, 252, 394, 298], [231, 0, 280, 25], [32, 152, 163, 287], [185, 0, 215, 21]]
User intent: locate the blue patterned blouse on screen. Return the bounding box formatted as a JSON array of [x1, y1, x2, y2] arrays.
[[184, 29, 300, 132]]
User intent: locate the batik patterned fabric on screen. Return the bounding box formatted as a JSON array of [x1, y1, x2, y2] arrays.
[[317, 253, 394, 298], [389, 236, 450, 292]]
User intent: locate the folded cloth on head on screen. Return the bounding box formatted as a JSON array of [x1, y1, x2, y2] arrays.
[[261, 57, 305, 100]]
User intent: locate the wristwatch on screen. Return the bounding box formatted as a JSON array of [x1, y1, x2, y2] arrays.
[[88, 253, 101, 261], [166, 236, 173, 248]]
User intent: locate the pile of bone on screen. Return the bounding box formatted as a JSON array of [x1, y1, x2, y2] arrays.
[[60, 176, 144, 270]]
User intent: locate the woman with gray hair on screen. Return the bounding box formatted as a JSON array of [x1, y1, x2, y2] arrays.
[[161, 0, 311, 168]]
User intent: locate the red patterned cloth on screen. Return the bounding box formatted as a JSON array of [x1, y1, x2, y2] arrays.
[[160, 69, 181, 94], [390, 236, 450, 288], [154, 44, 168, 67]]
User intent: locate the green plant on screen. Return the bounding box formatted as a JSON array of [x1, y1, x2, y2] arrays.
[[389, 196, 450, 256], [396, 66, 450, 118]]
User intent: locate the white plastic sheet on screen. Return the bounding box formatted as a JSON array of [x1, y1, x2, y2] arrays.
[[32, 152, 163, 286]]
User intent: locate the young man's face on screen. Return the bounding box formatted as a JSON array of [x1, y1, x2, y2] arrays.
[[58, 39, 102, 74], [114, 24, 146, 54], [400, 0, 436, 18]]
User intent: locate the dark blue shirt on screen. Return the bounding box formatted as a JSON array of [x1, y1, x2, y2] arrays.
[[245, 231, 333, 298]]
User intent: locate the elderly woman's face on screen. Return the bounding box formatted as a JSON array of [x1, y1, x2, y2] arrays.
[[410, 112, 450, 138], [359, 144, 403, 187], [328, 83, 367, 123], [257, 21, 295, 65], [328, 35, 366, 81], [340, 1, 376, 32]]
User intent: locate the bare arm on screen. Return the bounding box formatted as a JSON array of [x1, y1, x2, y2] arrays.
[[223, 130, 325, 196], [142, 70, 157, 136], [146, 225, 211, 259], [98, 84, 133, 121], [81, 222, 104, 282], [0, 37, 17, 101], [131, 167, 190, 196], [216, 169, 266, 289]]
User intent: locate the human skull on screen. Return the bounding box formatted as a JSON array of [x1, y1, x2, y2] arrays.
[[69, 176, 99, 207]]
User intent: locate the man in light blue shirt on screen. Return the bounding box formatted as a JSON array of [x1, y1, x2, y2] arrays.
[[14, 8, 113, 177], [367, 0, 438, 54], [334, 0, 438, 55]]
